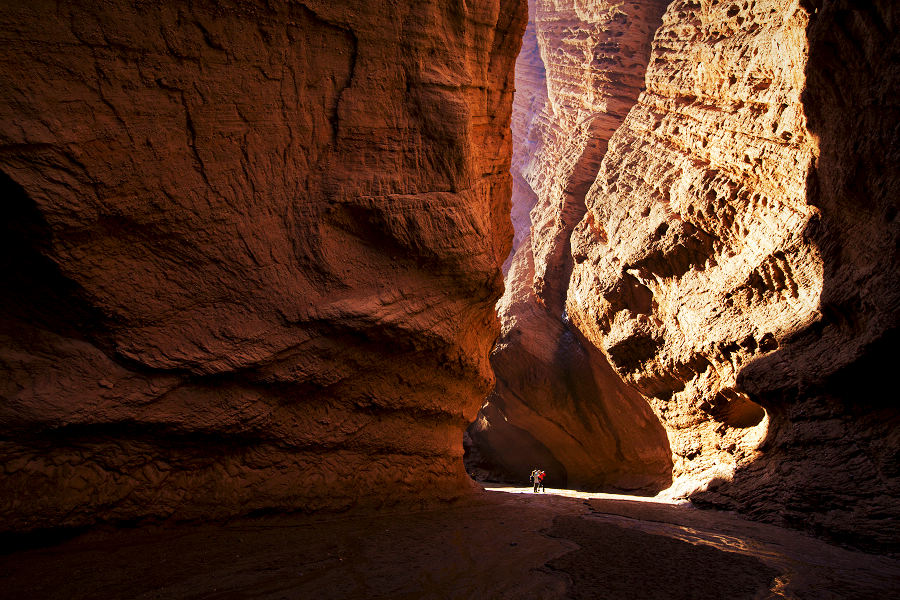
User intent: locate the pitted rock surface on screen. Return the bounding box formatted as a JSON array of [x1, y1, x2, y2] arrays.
[[567, 0, 900, 551]]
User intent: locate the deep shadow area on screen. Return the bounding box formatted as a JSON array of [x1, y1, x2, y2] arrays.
[[466, 310, 674, 494], [464, 399, 569, 488], [3, 488, 898, 599], [695, 0, 900, 554], [0, 170, 109, 343], [545, 516, 778, 599]]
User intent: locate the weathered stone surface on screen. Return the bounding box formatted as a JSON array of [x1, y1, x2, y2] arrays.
[[526, 0, 670, 310], [0, 0, 526, 530], [467, 0, 673, 492], [506, 0, 547, 270], [567, 0, 900, 551]]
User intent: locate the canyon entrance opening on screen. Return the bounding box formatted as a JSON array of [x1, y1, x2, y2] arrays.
[[464, 0, 677, 496]]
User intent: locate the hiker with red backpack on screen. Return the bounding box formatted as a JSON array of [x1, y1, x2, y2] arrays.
[[530, 469, 546, 493]]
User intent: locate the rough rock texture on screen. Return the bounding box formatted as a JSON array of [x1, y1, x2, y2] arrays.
[[0, 0, 527, 531], [466, 0, 673, 492], [472, 231, 673, 490], [506, 0, 547, 270], [568, 0, 900, 551], [525, 0, 673, 311]]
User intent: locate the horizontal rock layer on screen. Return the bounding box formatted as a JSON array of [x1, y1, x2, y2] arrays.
[[0, 0, 526, 530]]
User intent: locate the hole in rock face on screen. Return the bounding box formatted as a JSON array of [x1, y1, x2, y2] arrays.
[[653, 221, 670, 240], [710, 390, 765, 429]]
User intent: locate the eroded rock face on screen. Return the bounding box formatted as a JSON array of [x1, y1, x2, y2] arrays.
[[568, 0, 900, 550], [466, 0, 673, 492], [526, 0, 672, 311], [506, 0, 548, 270], [0, 0, 526, 530], [569, 0, 818, 495], [481, 230, 673, 491]]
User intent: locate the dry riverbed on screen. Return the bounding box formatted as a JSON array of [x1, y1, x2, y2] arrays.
[[1, 486, 897, 599]]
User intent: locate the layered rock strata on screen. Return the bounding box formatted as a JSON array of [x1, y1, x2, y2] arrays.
[[0, 0, 526, 530], [506, 1, 547, 269], [526, 0, 673, 311], [467, 0, 673, 492], [568, 0, 899, 551]]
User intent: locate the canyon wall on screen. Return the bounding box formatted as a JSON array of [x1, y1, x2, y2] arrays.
[[568, 0, 899, 551], [466, 0, 674, 492], [468, 0, 898, 550], [0, 0, 526, 530]]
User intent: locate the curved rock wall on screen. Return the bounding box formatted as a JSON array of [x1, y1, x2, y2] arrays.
[[0, 0, 526, 530], [709, 0, 900, 552], [466, 0, 674, 492], [568, 0, 899, 551]]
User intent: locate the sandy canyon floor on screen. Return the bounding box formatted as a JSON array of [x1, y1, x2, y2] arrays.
[[1, 486, 898, 599]]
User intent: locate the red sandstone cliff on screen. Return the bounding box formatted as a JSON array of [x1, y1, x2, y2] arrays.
[[567, 0, 899, 551], [3, 0, 898, 555], [467, 0, 898, 552], [0, 0, 526, 530]]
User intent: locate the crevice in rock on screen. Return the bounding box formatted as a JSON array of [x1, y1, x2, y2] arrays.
[[466, 0, 673, 495]]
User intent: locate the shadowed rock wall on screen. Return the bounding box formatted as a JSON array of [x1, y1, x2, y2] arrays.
[[698, 0, 900, 552], [0, 0, 526, 530]]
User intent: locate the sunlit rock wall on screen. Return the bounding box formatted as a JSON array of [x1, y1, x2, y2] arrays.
[[567, 0, 899, 551], [527, 0, 672, 310], [466, 0, 673, 492], [0, 0, 526, 530]]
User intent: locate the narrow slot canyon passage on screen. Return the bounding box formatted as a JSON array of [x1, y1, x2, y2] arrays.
[[471, 0, 900, 561], [1, 0, 899, 598], [464, 0, 677, 497]]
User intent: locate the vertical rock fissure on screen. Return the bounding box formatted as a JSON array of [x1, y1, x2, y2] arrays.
[[465, 0, 674, 494]]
